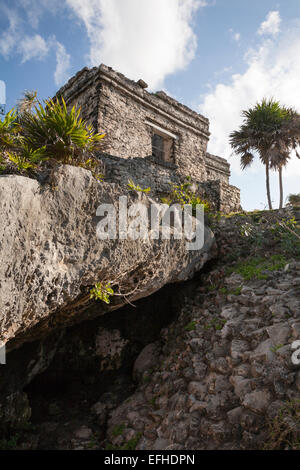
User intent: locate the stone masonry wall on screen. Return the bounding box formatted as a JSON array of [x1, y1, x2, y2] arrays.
[[100, 154, 179, 195], [56, 65, 210, 182], [97, 66, 209, 182], [56, 67, 100, 132], [206, 153, 230, 184], [100, 153, 241, 213], [56, 64, 240, 213], [198, 180, 241, 213]]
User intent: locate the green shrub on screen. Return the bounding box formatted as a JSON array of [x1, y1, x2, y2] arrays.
[[161, 178, 210, 213], [288, 193, 300, 206], [7, 144, 47, 172], [0, 109, 19, 150], [0, 96, 105, 177]]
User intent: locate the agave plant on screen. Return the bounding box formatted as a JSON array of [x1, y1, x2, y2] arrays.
[[19, 98, 105, 164]]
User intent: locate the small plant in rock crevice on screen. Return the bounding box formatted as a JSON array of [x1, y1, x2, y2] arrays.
[[105, 432, 142, 451], [111, 423, 125, 437], [264, 400, 300, 450], [127, 179, 151, 193], [227, 254, 288, 281], [161, 177, 210, 214], [204, 317, 227, 331], [90, 282, 114, 304], [184, 321, 197, 332]]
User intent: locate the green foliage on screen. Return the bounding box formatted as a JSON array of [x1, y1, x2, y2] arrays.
[[207, 284, 217, 292], [122, 433, 142, 450], [219, 286, 242, 296], [229, 254, 288, 280], [7, 144, 47, 171], [270, 217, 300, 256], [7, 153, 35, 171], [184, 321, 197, 332], [111, 423, 125, 437], [231, 286, 242, 296], [0, 94, 106, 177], [219, 287, 228, 295], [264, 400, 300, 450], [0, 109, 19, 149], [230, 98, 300, 209], [142, 374, 152, 384], [0, 435, 19, 450], [204, 317, 227, 331], [270, 344, 284, 353], [237, 214, 300, 257], [90, 282, 114, 304], [288, 193, 300, 206], [149, 397, 157, 408], [17, 90, 38, 115], [127, 179, 151, 193], [162, 179, 210, 213], [105, 432, 142, 451], [230, 99, 294, 165], [20, 98, 105, 163]]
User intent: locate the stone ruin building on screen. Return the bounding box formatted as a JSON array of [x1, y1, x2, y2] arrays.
[[56, 64, 240, 213]]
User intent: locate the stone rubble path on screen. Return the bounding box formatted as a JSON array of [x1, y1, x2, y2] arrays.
[[102, 263, 300, 450]]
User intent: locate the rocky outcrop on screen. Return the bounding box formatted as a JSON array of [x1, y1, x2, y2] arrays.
[[95, 212, 300, 451], [104, 251, 300, 450], [0, 164, 215, 350]]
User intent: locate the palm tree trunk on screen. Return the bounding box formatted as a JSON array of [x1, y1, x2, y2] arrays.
[[279, 166, 283, 209], [265, 159, 273, 210]]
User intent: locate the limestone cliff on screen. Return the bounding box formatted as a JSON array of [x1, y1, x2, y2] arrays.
[[0, 164, 214, 350]]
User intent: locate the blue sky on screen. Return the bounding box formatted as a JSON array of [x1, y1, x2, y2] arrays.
[[1, 0, 300, 210]]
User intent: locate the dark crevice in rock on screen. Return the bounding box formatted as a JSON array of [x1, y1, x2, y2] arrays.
[[4, 279, 193, 449]]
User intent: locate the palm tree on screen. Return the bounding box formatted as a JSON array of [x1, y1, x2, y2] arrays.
[[17, 90, 38, 115], [267, 113, 300, 208], [230, 99, 299, 210]]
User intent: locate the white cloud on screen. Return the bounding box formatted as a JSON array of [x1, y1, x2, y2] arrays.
[[258, 11, 281, 36], [0, 7, 71, 86], [0, 8, 20, 59], [53, 41, 72, 86], [199, 20, 300, 209], [199, 25, 300, 180], [0, 8, 48, 63], [19, 0, 62, 28], [19, 34, 49, 63], [229, 29, 240, 42], [66, 0, 205, 89]]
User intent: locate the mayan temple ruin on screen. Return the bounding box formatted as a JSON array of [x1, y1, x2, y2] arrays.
[[56, 64, 241, 213]]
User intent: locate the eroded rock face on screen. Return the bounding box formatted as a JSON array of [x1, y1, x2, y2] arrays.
[[0, 165, 215, 350]]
